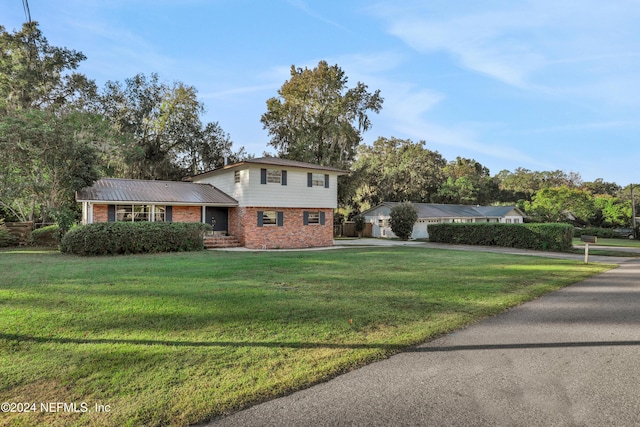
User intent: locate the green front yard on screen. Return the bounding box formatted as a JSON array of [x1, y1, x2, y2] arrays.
[[573, 237, 640, 248], [0, 247, 614, 426]]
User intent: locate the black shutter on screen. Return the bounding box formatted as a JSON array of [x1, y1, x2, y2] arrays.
[[107, 205, 115, 222], [324, 174, 330, 188], [303, 211, 309, 225], [260, 168, 267, 184], [281, 170, 287, 185], [257, 211, 264, 227], [277, 211, 284, 226], [307, 173, 313, 187], [320, 211, 326, 225], [166, 206, 172, 222]]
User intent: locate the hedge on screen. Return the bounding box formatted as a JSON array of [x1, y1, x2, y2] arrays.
[[573, 227, 628, 239], [428, 223, 574, 252], [30, 225, 60, 246], [60, 222, 212, 256]]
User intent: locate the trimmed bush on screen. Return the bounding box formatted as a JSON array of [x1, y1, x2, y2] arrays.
[[428, 223, 574, 252], [390, 202, 419, 240], [60, 222, 212, 256], [30, 225, 60, 246]]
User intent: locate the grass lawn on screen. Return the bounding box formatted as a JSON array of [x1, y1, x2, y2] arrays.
[[573, 237, 640, 248], [0, 247, 615, 426]]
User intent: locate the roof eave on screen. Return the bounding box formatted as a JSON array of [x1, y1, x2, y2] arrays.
[[76, 199, 238, 207]]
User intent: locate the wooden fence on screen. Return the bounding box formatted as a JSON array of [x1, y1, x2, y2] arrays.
[[4, 222, 33, 244], [333, 221, 372, 238]]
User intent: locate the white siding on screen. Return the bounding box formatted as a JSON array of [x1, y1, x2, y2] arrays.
[[194, 165, 339, 208]]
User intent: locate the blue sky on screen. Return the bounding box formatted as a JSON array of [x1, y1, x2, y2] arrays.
[[5, 0, 640, 185]]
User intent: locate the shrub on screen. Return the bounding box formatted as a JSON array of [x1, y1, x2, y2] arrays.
[[428, 223, 574, 252], [30, 225, 60, 246], [390, 202, 418, 241], [0, 220, 20, 247], [574, 227, 628, 239], [60, 222, 213, 256], [353, 214, 366, 236]]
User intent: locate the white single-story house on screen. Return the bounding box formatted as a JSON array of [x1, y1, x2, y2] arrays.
[[361, 202, 526, 239], [76, 157, 347, 249]]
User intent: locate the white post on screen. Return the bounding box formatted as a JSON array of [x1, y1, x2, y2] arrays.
[[584, 243, 589, 264]]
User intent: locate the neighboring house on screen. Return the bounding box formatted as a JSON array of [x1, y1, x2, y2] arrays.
[[362, 202, 526, 239], [77, 157, 347, 249]]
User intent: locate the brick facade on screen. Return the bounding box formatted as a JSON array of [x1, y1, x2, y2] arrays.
[[235, 207, 333, 249], [93, 204, 109, 222], [171, 206, 201, 223], [89, 204, 334, 249]]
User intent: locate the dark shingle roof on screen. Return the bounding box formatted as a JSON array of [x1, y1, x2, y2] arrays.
[[76, 178, 237, 205], [190, 157, 348, 180], [363, 202, 523, 219]]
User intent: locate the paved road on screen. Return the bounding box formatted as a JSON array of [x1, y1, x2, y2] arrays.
[[207, 255, 640, 427]]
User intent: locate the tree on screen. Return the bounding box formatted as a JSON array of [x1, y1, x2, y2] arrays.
[[350, 137, 446, 211], [435, 176, 478, 204], [524, 186, 595, 224], [100, 73, 247, 179], [261, 60, 383, 169], [389, 202, 418, 240], [0, 109, 102, 223], [592, 196, 630, 228], [434, 157, 498, 204], [582, 179, 621, 197], [0, 22, 96, 114], [495, 168, 583, 203], [179, 121, 249, 175], [0, 22, 104, 228]]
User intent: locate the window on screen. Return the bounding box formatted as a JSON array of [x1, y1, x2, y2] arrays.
[[267, 169, 281, 184], [234, 170, 240, 183], [154, 206, 166, 222], [263, 210, 277, 225], [260, 168, 287, 185], [304, 211, 325, 225], [115, 205, 165, 222], [257, 210, 284, 227], [116, 205, 133, 222], [307, 173, 329, 188], [132, 205, 150, 222]]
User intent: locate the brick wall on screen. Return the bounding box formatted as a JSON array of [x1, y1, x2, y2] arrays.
[[228, 207, 241, 244], [93, 204, 109, 222], [237, 207, 333, 249], [171, 206, 202, 223]]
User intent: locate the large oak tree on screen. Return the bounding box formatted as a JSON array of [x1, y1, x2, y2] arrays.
[[261, 60, 383, 169]]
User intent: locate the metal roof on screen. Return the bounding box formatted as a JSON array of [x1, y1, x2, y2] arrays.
[[191, 157, 348, 180], [362, 202, 524, 219], [76, 178, 238, 205]]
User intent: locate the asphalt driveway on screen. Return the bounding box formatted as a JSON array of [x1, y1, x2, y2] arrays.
[[207, 257, 640, 426]]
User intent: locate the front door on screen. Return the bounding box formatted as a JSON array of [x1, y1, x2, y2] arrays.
[[205, 207, 228, 233]]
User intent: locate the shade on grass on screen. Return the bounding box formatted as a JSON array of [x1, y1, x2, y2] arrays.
[[0, 247, 614, 426]]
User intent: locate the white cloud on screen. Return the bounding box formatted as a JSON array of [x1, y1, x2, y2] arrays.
[[373, 0, 640, 107]]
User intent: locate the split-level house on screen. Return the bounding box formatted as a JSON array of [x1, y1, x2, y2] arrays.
[[76, 157, 347, 249], [362, 202, 526, 239]]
